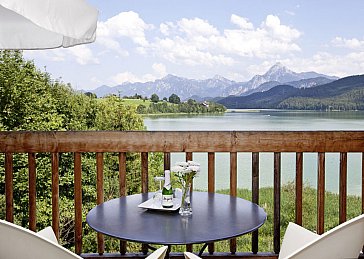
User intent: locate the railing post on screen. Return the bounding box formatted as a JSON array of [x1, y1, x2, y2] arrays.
[[185, 152, 193, 253], [339, 152, 347, 224], [208, 152, 215, 255], [28, 153, 36, 232], [5, 152, 13, 223], [230, 152, 237, 254], [51, 153, 60, 240], [141, 152, 149, 255], [295, 152, 303, 225], [119, 152, 127, 255], [74, 152, 82, 254], [317, 152, 325, 234], [164, 152, 171, 170], [96, 152, 104, 255], [252, 152, 259, 254], [362, 153, 364, 215], [273, 152, 281, 255]]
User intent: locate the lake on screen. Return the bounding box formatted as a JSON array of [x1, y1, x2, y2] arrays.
[[144, 110, 364, 196]]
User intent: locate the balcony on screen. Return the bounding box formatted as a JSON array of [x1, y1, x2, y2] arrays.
[[0, 131, 363, 258]]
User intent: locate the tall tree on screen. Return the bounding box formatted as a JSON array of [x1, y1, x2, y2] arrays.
[[151, 93, 159, 103], [168, 93, 181, 104]]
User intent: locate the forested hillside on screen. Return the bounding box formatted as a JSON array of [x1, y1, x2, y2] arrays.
[[218, 75, 364, 110], [0, 50, 162, 252]]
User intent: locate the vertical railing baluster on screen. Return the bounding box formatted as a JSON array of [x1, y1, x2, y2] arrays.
[[141, 152, 148, 194], [362, 153, 364, 215], [317, 152, 325, 234], [185, 152, 193, 252], [119, 152, 127, 255], [186, 152, 193, 190], [96, 152, 104, 255], [339, 152, 347, 223], [5, 152, 13, 222], [164, 152, 171, 170], [74, 152, 82, 254], [208, 152, 215, 254], [252, 152, 259, 254], [141, 152, 149, 255], [295, 152, 303, 225], [208, 152, 215, 193], [51, 153, 60, 240], [362, 153, 364, 254], [273, 152, 281, 255], [230, 152, 237, 254], [28, 153, 36, 231]]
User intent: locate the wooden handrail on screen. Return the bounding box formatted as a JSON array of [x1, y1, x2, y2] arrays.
[[1, 131, 364, 259], [1, 131, 364, 153]]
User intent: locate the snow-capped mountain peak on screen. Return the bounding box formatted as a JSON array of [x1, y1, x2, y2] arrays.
[[90, 64, 338, 99]]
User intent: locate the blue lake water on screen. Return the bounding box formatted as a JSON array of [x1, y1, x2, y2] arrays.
[[144, 110, 364, 196]]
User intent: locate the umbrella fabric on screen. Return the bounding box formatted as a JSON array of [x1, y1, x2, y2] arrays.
[[0, 0, 98, 49]]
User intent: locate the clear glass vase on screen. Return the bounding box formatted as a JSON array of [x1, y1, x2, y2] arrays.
[[179, 182, 192, 216]]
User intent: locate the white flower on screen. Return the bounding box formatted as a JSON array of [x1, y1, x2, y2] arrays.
[[176, 161, 189, 167], [188, 165, 200, 172], [187, 161, 200, 167], [171, 161, 200, 177], [171, 165, 185, 173]]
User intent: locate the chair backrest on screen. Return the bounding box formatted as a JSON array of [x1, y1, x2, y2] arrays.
[[283, 214, 364, 259], [184, 252, 202, 259], [37, 226, 59, 244], [279, 222, 319, 258], [146, 246, 168, 259], [0, 219, 82, 259]]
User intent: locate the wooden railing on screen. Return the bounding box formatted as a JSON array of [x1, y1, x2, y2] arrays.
[[1, 131, 364, 258]]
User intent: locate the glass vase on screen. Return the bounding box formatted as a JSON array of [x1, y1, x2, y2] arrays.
[[179, 182, 192, 216]]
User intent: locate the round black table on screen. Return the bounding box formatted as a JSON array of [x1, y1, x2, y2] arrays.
[[87, 192, 266, 253]]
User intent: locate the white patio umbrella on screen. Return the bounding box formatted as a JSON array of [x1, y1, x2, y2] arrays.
[[0, 0, 98, 49]]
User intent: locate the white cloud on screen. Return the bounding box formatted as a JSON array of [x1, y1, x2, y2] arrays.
[[111, 63, 168, 85], [177, 18, 220, 37], [279, 51, 364, 78], [96, 37, 129, 56], [263, 15, 301, 42], [152, 37, 234, 66], [152, 63, 167, 77], [24, 45, 99, 65], [112, 72, 142, 84], [332, 37, 364, 50], [67, 45, 99, 65], [160, 23, 169, 36], [230, 14, 254, 30], [97, 11, 153, 47], [145, 14, 302, 66], [285, 10, 296, 16]]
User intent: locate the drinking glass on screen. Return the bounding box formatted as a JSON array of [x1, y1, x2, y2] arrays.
[[153, 176, 164, 207]]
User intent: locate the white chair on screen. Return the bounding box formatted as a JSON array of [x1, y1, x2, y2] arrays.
[[183, 215, 364, 259], [0, 219, 82, 259], [279, 213, 364, 259], [184, 251, 203, 259], [0, 219, 169, 259], [146, 246, 168, 259], [37, 226, 59, 244]]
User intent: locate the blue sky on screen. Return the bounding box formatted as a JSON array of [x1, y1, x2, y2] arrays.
[[24, 0, 364, 90]]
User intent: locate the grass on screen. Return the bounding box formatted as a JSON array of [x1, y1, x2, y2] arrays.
[[177, 183, 362, 254]]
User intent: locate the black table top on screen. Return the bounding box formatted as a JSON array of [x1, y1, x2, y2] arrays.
[[86, 192, 267, 245]]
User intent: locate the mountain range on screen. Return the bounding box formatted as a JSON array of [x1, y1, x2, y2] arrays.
[[217, 75, 364, 110], [89, 63, 338, 100]]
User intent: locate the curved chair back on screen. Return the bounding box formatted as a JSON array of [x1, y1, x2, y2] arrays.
[[146, 246, 168, 259], [281, 214, 364, 259], [0, 219, 82, 259]]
